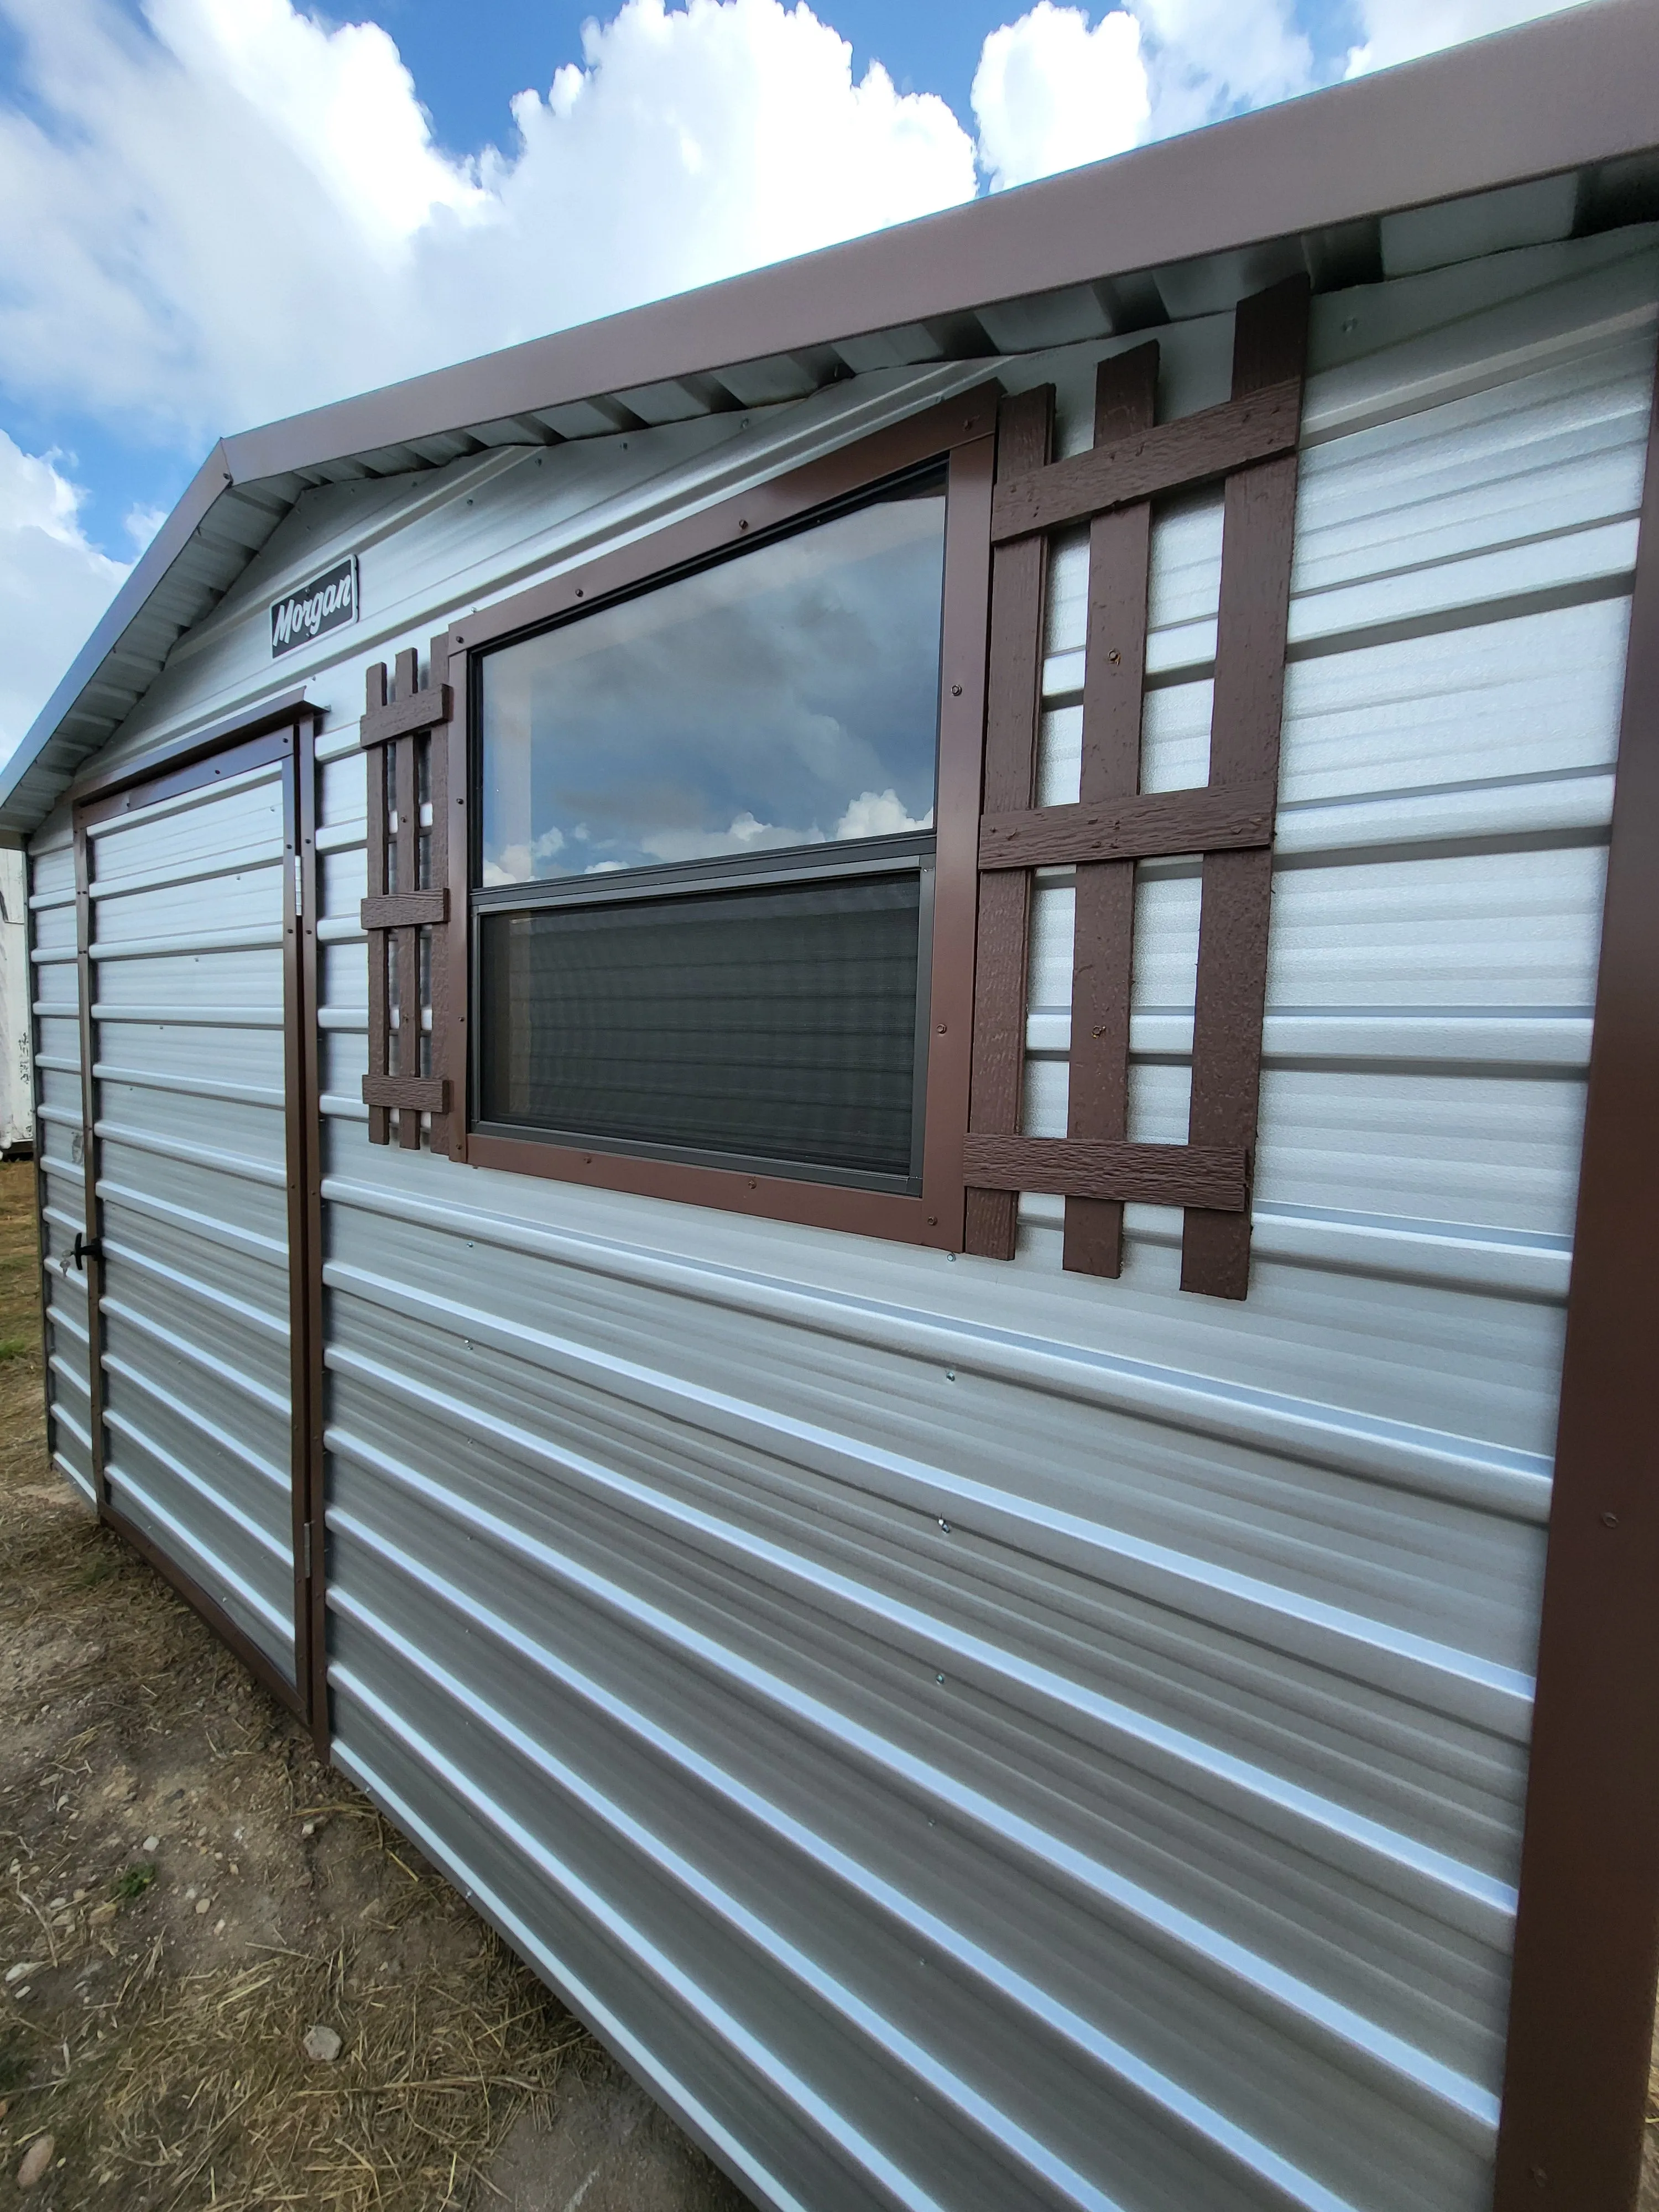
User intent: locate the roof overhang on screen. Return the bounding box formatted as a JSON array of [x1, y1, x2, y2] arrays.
[[4, 0, 1657, 841]]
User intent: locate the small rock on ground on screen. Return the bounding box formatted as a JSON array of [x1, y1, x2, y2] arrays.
[[17, 2135, 55, 2189], [302, 2024, 343, 2063]]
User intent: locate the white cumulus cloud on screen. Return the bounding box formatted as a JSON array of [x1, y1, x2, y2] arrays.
[[154, 0, 491, 246], [0, 0, 978, 448], [835, 789, 933, 838], [1130, 0, 1312, 137], [1344, 0, 1597, 77], [972, 4, 1149, 193], [0, 435, 129, 763]]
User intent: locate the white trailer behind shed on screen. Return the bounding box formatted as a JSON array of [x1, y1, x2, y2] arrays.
[[0, 846, 34, 1154]]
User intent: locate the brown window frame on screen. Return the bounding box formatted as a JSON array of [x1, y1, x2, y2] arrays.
[[430, 384, 999, 1249]]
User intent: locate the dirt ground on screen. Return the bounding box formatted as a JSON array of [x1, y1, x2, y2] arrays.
[[0, 1161, 749, 2211]]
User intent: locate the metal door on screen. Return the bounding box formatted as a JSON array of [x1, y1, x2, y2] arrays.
[[76, 728, 309, 1705]]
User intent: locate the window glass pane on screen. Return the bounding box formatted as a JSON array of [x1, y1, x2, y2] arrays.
[[479, 471, 946, 884], [478, 874, 922, 1180]]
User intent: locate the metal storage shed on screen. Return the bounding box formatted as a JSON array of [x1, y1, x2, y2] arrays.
[[7, 5, 1659, 2205]]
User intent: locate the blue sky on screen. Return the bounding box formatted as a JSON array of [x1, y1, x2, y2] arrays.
[[351, 1, 1013, 153], [0, 0, 1588, 759]]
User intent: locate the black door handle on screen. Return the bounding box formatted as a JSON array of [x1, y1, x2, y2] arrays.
[[60, 1230, 101, 1276]]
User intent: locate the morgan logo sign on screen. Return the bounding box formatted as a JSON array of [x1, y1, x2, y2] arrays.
[[271, 558, 358, 657]]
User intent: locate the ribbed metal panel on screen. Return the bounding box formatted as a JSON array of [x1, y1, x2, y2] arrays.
[[29, 220, 1654, 2211], [297, 231, 1655, 2212], [29, 823, 95, 1506], [85, 759, 297, 1679]]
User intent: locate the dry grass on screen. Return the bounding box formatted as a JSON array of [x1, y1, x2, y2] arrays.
[[68, 1936, 585, 2209], [0, 1160, 594, 2209]]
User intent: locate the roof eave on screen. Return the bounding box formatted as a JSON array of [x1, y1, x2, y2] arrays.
[[5, 0, 1658, 839], [224, 0, 1659, 483]]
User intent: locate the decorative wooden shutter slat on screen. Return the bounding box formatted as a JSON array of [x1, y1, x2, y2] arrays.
[[978, 785, 1276, 868], [1182, 283, 1309, 1298], [425, 672, 453, 1157], [1066, 341, 1159, 1279], [963, 276, 1310, 1297], [988, 377, 1304, 540], [964, 384, 1055, 1264], [360, 638, 454, 1150], [362, 705, 390, 1147], [392, 661, 421, 1154]]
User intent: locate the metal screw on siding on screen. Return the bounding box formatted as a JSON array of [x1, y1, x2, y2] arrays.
[[1108, 649, 1121, 664], [937, 1517, 951, 1533], [1603, 1511, 1620, 1528], [945, 1368, 955, 1381], [951, 683, 962, 696], [935, 1673, 946, 1684]]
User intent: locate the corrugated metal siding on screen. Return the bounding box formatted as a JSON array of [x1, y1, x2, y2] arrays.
[[85, 759, 298, 1680], [302, 234, 1651, 2212], [36, 221, 1655, 2211], [29, 820, 95, 1506]]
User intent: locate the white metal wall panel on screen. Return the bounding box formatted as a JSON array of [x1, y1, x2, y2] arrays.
[[44, 220, 1654, 2212], [29, 819, 95, 1506], [301, 233, 1653, 2212], [85, 758, 298, 1680]]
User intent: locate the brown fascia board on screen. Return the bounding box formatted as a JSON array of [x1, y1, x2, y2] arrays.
[[225, 0, 1659, 482], [4, 0, 1658, 840]]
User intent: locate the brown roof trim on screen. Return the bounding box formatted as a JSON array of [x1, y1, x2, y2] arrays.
[[227, 0, 1659, 481], [4, 0, 1657, 841]]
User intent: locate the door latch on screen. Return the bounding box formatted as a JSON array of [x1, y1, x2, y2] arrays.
[[59, 1230, 101, 1277]]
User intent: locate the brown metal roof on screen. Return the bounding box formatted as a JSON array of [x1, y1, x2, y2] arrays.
[[4, 0, 1657, 839]]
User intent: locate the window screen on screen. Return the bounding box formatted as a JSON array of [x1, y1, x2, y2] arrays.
[[477, 873, 925, 1182]]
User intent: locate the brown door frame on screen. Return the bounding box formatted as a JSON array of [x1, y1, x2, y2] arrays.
[[1492, 358, 1659, 2203], [296, 711, 329, 1756], [72, 716, 320, 1724]]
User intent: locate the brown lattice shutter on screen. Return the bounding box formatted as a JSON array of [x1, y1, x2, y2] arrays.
[[962, 276, 1310, 1298], [359, 643, 453, 1151], [962, 383, 1053, 1264]]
